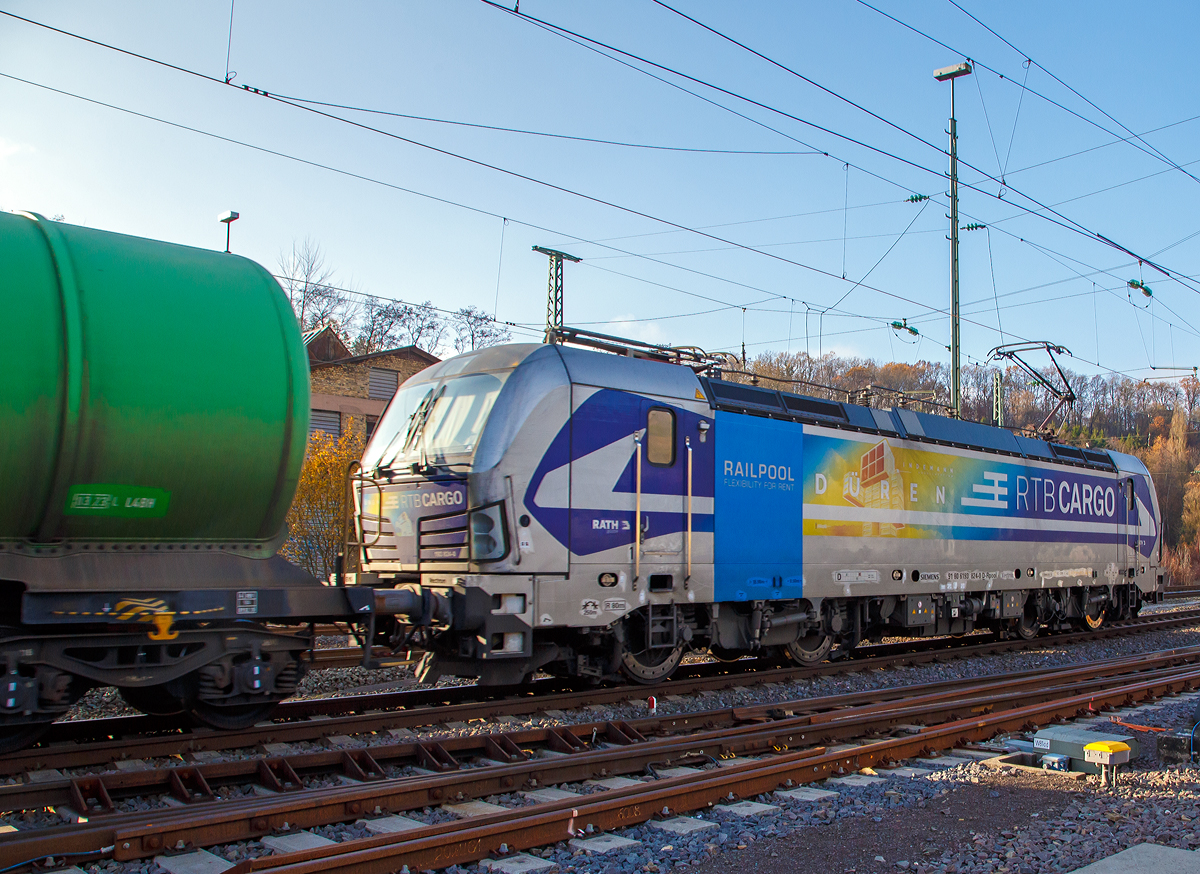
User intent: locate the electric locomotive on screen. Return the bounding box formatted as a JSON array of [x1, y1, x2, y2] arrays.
[[352, 329, 1163, 686]]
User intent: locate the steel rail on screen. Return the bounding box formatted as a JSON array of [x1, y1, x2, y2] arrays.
[[8, 608, 1196, 774], [1, 647, 1196, 868], [219, 665, 1200, 874]]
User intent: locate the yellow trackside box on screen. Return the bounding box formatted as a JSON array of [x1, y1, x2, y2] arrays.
[[1084, 740, 1131, 767]]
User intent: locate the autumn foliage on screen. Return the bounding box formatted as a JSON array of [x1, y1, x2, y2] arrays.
[[280, 423, 364, 579]]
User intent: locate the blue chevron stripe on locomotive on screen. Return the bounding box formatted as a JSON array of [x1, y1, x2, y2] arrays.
[[524, 388, 715, 556]]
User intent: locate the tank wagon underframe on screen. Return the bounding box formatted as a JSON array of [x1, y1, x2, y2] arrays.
[[355, 342, 1163, 686]]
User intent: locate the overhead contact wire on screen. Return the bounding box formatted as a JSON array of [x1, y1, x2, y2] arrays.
[[858, 0, 1200, 188], [6, 12, 1195, 369]]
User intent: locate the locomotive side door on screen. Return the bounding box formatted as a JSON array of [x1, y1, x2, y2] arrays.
[[565, 389, 696, 591], [1118, 477, 1137, 575], [635, 399, 687, 587]]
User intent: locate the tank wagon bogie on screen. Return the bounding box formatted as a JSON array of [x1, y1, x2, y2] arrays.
[[355, 340, 1163, 686]]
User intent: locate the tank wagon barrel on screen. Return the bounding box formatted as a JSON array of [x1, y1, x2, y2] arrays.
[[2, 212, 314, 547]]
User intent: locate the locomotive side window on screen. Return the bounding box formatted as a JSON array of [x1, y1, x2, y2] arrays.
[[646, 408, 676, 466]]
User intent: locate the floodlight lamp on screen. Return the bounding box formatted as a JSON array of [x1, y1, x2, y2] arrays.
[[218, 210, 240, 224], [934, 62, 973, 82]]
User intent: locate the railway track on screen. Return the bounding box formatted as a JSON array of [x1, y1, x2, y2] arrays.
[[2, 643, 1197, 872], [8, 607, 1198, 776], [232, 654, 1198, 874]]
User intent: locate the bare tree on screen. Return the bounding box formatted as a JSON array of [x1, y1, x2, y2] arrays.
[[277, 238, 356, 331], [351, 297, 449, 355], [451, 305, 512, 353], [396, 301, 448, 353], [352, 297, 409, 355]]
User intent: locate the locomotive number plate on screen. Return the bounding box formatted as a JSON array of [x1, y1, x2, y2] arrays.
[[833, 569, 879, 583], [236, 591, 259, 615]]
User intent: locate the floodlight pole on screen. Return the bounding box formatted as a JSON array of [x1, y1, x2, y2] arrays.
[[218, 210, 240, 254], [935, 61, 972, 418], [532, 245, 580, 343]]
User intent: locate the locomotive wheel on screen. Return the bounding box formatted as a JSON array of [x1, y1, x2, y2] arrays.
[[785, 633, 834, 665], [1015, 613, 1040, 640], [619, 645, 683, 684], [1082, 598, 1107, 630], [708, 645, 750, 663], [188, 700, 280, 731], [120, 684, 185, 716]]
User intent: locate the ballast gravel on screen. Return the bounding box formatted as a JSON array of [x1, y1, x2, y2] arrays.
[[388, 621, 1200, 748]]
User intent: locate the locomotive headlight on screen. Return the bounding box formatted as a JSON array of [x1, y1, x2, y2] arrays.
[[470, 502, 509, 562]]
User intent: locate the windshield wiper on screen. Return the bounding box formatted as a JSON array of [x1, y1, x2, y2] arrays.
[[374, 387, 435, 474], [403, 384, 446, 469]]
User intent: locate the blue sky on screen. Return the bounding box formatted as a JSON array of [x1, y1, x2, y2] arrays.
[[2, 1, 1198, 381]]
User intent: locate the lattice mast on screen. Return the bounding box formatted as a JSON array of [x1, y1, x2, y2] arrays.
[[532, 245, 580, 344]]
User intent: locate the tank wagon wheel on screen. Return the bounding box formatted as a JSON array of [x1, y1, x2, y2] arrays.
[[120, 684, 186, 717], [785, 633, 834, 665], [0, 723, 52, 755], [188, 700, 281, 731]]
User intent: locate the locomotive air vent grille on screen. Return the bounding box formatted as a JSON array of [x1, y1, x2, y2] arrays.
[[1049, 443, 1085, 462], [418, 510, 469, 562], [361, 514, 400, 556], [781, 393, 845, 420], [1082, 448, 1114, 468], [708, 381, 784, 411]]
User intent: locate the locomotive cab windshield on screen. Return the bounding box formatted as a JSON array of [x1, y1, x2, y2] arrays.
[[368, 370, 508, 471], [362, 344, 536, 474]]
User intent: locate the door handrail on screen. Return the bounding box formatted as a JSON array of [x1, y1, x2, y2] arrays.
[[686, 436, 693, 583], [634, 432, 643, 583]]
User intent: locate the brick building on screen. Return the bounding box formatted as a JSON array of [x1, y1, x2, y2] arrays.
[[303, 325, 439, 439]]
